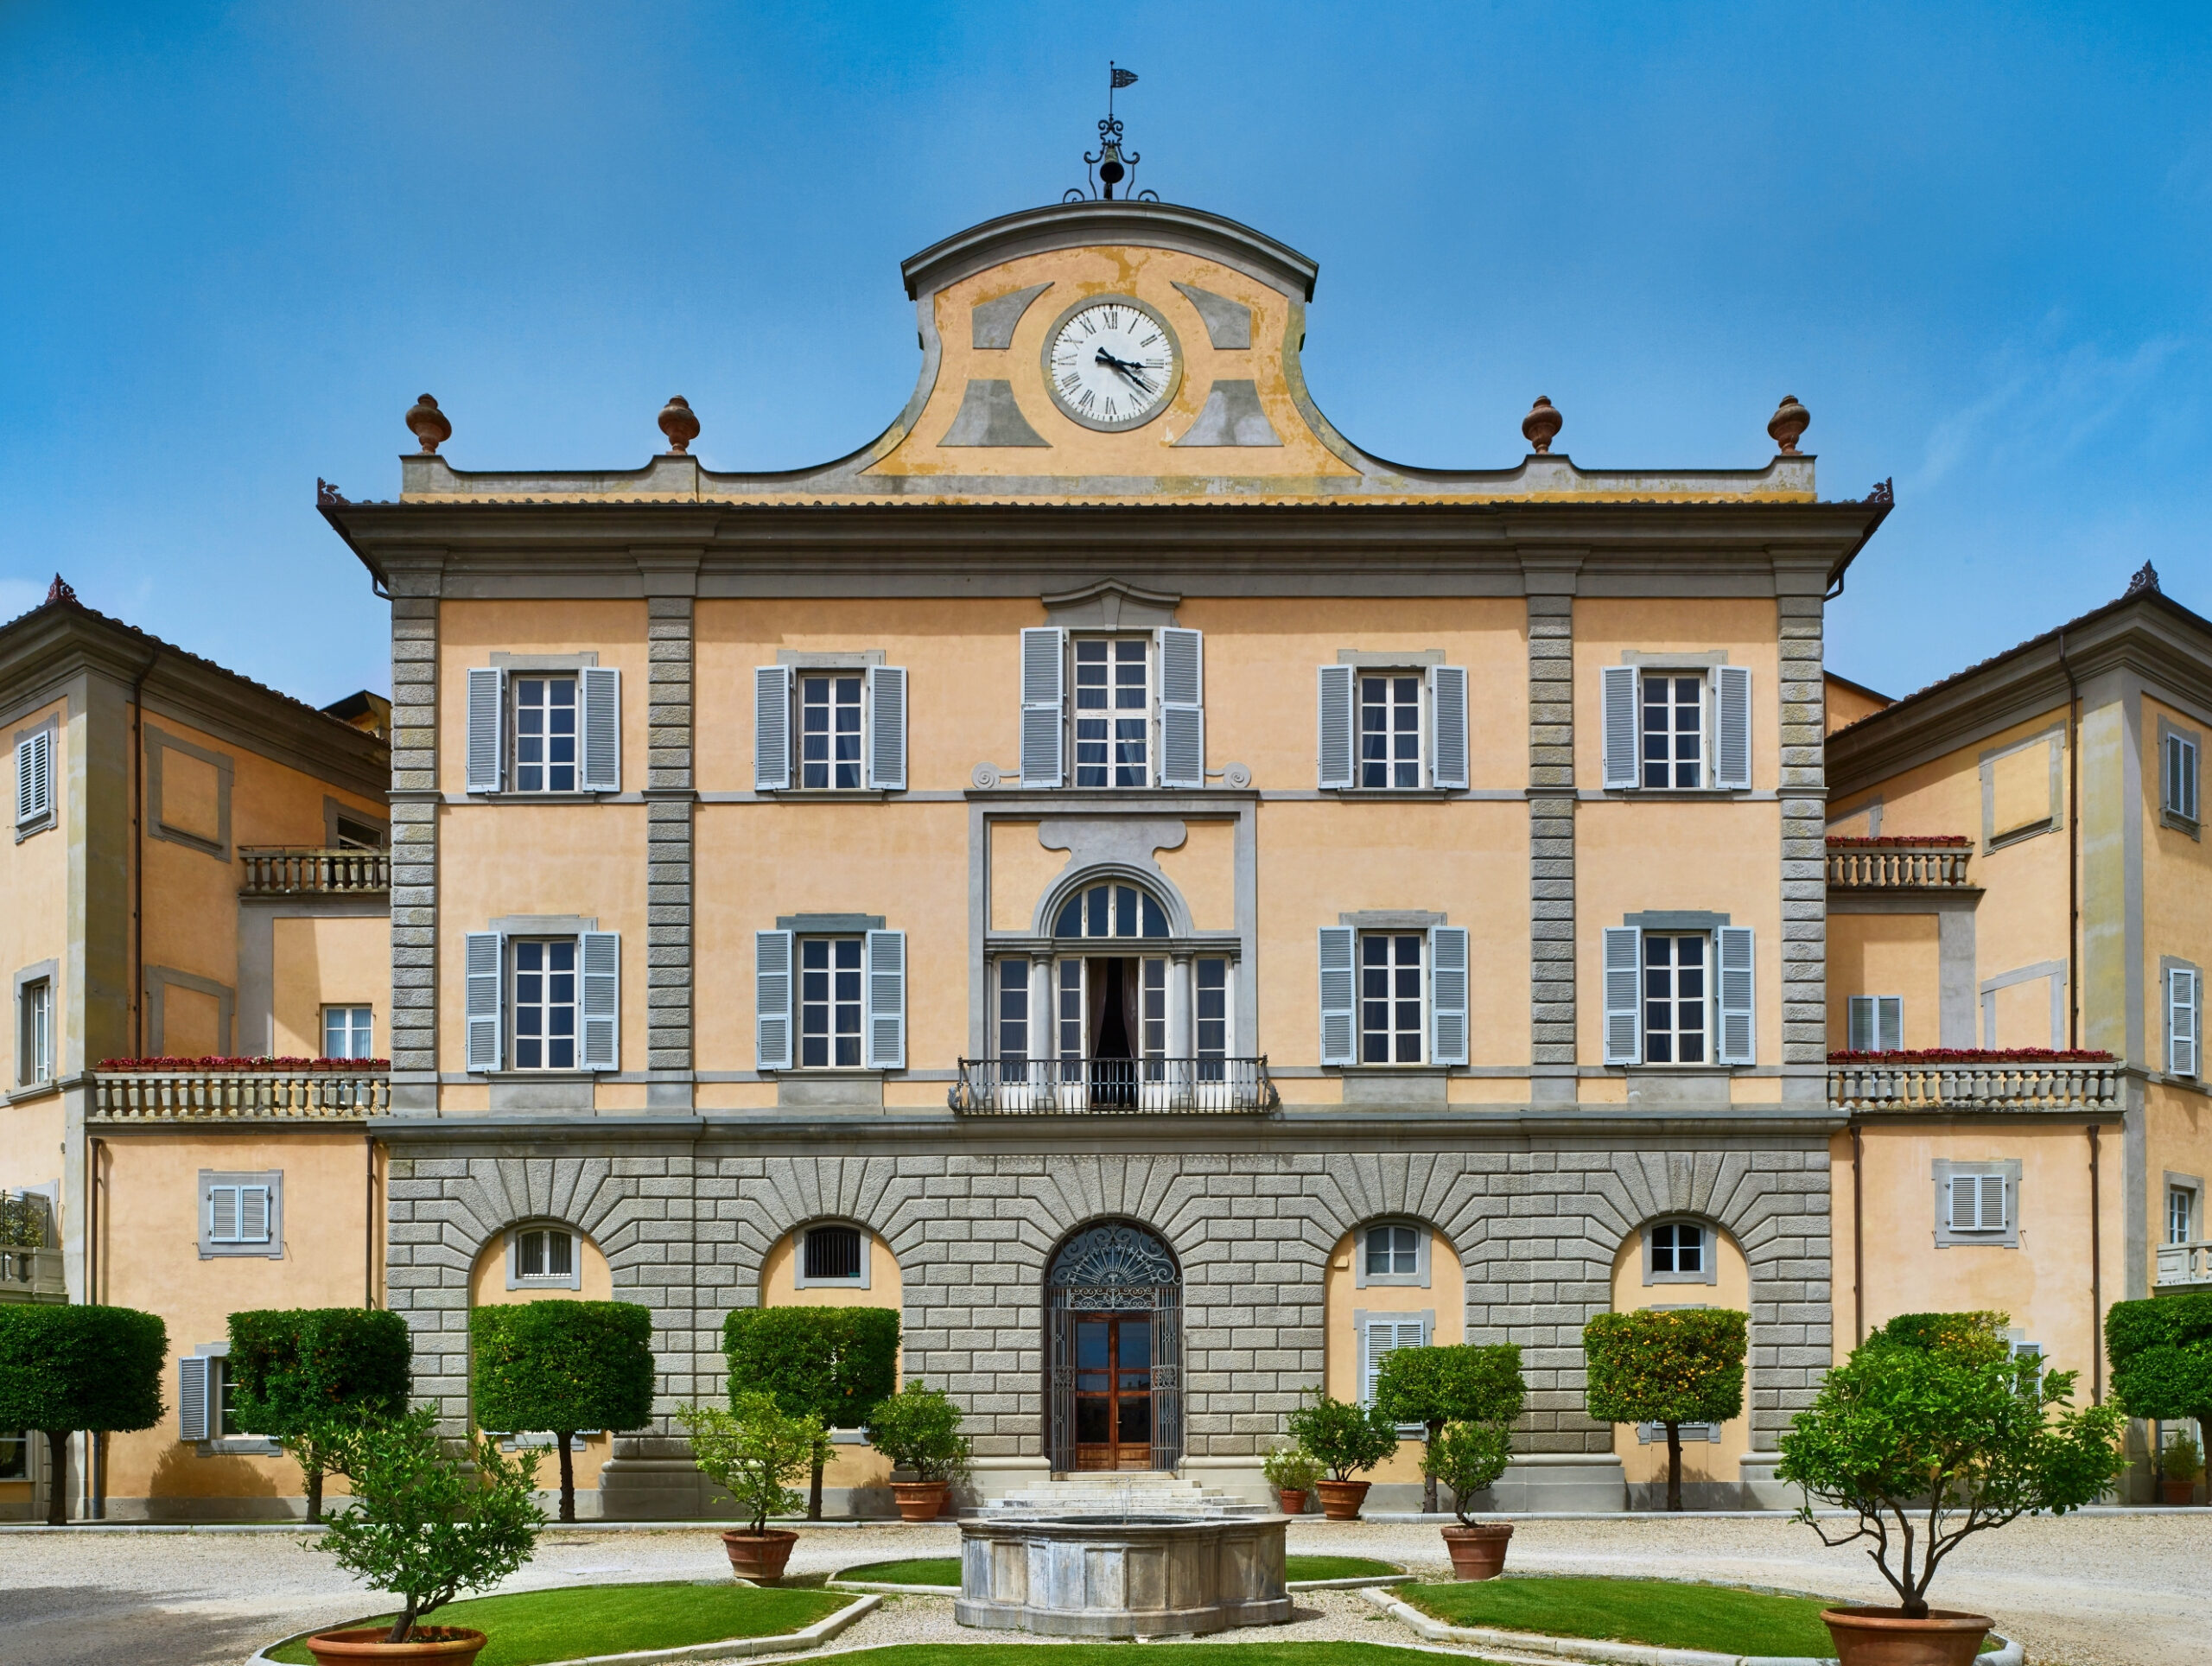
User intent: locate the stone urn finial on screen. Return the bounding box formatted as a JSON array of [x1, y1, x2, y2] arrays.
[[1522, 396, 1562, 455], [1768, 394, 1811, 455], [405, 394, 451, 454], [658, 396, 700, 455]]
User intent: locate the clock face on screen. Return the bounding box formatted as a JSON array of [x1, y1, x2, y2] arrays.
[[1041, 296, 1182, 432]]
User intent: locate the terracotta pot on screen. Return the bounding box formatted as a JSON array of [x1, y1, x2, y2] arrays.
[[306, 1627, 487, 1666], [1275, 1488, 1307, 1517], [1821, 1606, 1994, 1666], [892, 1480, 950, 1522], [1314, 1478, 1370, 1521], [1440, 1522, 1515, 1580], [721, 1528, 800, 1583], [2159, 1478, 2197, 1506]]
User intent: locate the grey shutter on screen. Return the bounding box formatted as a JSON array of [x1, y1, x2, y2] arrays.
[[1602, 665, 1638, 789], [238, 1185, 270, 1244], [1020, 626, 1065, 787], [580, 931, 620, 1071], [1717, 925, 1755, 1065], [580, 666, 620, 792], [1157, 627, 1204, 787], [754, 665, 791, 791], [756, 929, 794, 1071], [1604, 926, 1643, 1065], [208, 1185, 239, 1242], [1429, 664, 1469, 791], [464, 931, 503, 1072], [1848, 995, 1875, 1052], [1362, 1316, 1427, 1408], [2172, 968, 2200, 1078], [466, 667, 505, 792], [1983, 1173, 2008, 1230], [1878, 995, 1904, 1052], [1319, 926, 1357, 1066], [15, 730, 51, 826], [1429, 925, 1469, 1066], [867, 665, 907, 792], [1715, 665, 1752, 790], [1317, 664, 1356, 789], [179, 1356, 210, 1440], [864, 929, 906, 1070]]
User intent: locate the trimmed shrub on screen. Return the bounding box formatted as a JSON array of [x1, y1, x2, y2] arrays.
[[1583, 1307, 1747, 1512], [471, 1301, 655, 1523], [723, 1306, 898, 1519], [228, 1307, 411, 1522], [863, 1381, 970, 1483], [0, 1304, 166, 1524], [1283, 1391, 1399, 1483], [1375, 1343, 1524, 1512], [2105, 1292, 2212, 1485]]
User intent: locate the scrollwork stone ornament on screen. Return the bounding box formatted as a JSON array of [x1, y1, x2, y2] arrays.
[[971, 762, 1003, 790]]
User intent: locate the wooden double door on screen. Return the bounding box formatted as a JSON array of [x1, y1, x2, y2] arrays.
[[1071, 1312, 1154, 1470]]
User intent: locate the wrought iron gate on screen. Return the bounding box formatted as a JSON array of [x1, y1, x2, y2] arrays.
[[1045, 1221, 1183, 1472]]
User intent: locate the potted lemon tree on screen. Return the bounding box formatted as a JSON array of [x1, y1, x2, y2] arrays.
[[1778, 1312, 2123, 1666], [682, 1392, 823, 1582], [1378, 1343, 1524, 1576], [864, 1381, 970, 1521], [1283, 1392, 1398, 1520], [1583, 1308, 1745, 1512], [1260, 1440, 1321, 1516], [306, 1408, 544, 1664]]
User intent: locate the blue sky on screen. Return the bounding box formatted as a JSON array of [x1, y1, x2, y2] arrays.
[[3, 2, 2207, 708]]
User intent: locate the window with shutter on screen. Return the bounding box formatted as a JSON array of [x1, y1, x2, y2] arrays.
[[580, 932, 620, 1071], [1316, 664, 1356, 788], [580, 666, 620, 792], [864, 929, 906, 1070], [465, 932, 503, 1072], [179, 1356, 210, 1441], [756, 930, 794, 1071], [1073, 638, 1150, 787], [1020, 626, 1066, 786], [15, 728, 54, 829], [1318, 926, 1356, 1066], [1360, 1315, 1429, 1419], [2170, 966, 2200, 1078], [511, 939, 578, 1070], [512, 675, 579, 792], [1157, 627, 1204, 787], [1428, 925, 1469, 1065], [1360, 932, 1424, 1064], [754, 665, 791, 790], [2164, 725, 2201, 827], [1949, 1171, 2008, 1233], [867, 665, 907, 791], [1603, 926, 1643, 1065], [466, 668, 505, 792], [200, 1169, 283, 1258], [1358, 673, 1422, 788], [1600, 665, 1638, 789], [1429, 664, 1468, 790], [1716, 926, 1755, 1065], [1714, 665, 1751, 790], [1848, 995, 1905, 1052]]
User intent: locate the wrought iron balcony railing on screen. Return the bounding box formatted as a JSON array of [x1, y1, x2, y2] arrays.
[[951, 1057, 1277, 1115], [2157, 1241, 2212, 1288], [239, 846, 390, 896], [1825, 836, 1974, 889], [91, 1069, 390, 1121]]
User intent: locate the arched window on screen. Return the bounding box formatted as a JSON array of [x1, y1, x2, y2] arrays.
[[1054, 881, 1169, 939]]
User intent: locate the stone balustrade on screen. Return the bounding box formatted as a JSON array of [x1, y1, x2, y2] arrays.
[[238, 846, 390, 895], [1825, 837, 1974, 888], [91, 1070, 390, 1121], [1827, 1060, 2120, 1112], [2156, 1240, 2212, 1289]]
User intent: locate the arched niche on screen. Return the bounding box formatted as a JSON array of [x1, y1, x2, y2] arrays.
[[1322, 1219, 1466, 1494], [1607, 1217, 1751, 1509]]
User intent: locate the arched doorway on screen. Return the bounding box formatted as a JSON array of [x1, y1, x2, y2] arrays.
[[1046, 1220, 1182, 1472]]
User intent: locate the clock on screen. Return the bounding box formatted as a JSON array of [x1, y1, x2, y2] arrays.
[[1040, 295, 1182, 432]]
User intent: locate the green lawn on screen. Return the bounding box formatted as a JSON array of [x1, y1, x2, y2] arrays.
[[268, 1581, 850, 1666], [835, 1554, 1401, 1587], [1403, 1574, 1843, 1657]]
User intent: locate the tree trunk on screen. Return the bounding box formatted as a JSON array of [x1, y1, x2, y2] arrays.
[[1665, 1421, 1683, 1512], [808, 1455, 825, 1522], [388, 1598, 419, 1644], [306, 1461, 323, 1525], [44, 1429, 68, 1526], [1422, 1421, 1440, 1513], [557, 1431, 576, 1523]]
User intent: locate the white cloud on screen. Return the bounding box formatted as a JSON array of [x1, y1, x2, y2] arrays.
[[1915, 328, 2189, 490]]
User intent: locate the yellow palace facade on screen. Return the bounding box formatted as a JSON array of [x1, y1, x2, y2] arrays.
[[3, 194, 2205, 1519]]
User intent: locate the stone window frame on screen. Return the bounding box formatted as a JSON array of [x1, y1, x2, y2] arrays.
[[1930, 1157, 2022, 1250], [792, 1220, 873, 1290], [1642, 1217, 1720, 1287], [505, 1221, 582, 1290], [198, 1167, 283, 1261], [12, 713, 59, 843], [2160, 716, 2202, 839], [1604, 649, 1749, 798], [1323, 648, 1465, 798], [13, 960, 57, 1090], [2164, 1173, 2203, 1245], [1980, 959, 2066, 1051], [144, 964, 236, 1057], [1354, 1218, 1432, 1289], [1978, 724, 2064, 855], [324, 796, 389, 849], [144, 725, 233, 861]]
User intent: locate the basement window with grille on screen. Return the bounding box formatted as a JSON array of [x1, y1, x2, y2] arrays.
[[796, 1223, 870, 1288]]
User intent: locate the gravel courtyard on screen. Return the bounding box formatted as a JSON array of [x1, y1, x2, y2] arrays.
[[1, 1511, 2200, 1666]]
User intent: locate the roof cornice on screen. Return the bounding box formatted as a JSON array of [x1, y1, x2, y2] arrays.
[[899, 199, 1321, 302]]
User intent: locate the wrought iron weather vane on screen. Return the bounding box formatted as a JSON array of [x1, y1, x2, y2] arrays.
[[1066, 62, 1159, 202]]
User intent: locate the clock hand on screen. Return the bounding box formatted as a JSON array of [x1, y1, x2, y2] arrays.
[[1095, 349, 1156, 395]]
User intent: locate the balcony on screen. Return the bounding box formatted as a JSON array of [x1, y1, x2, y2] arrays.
[[1826, 836, 1974, 889], [2158, 1241, 2212, 1291], [0, 1246, 66, 1304], [952, 1057, 1277, 1115], [1828, 1053, 2120, 1112], [238, 846, 390, 896], [90, 1066, 390, 1122]]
